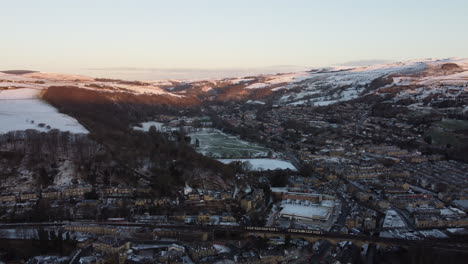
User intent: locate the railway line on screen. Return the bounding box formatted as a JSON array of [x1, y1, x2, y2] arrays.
[[1, 221, 468, 251]]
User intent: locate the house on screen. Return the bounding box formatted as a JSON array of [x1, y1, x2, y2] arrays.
[[241, 197, 253, 212], [102, 187, 134, 198], [42, 190, 61, 200], [135, 199, 151, 206], [93, 237, 131, 254], [62, 185, 92, 198], [198, 212, 210, 223], [19, 192, 38, 202], [221, 213, 236, 223], [0, 194, 16, 204], [64, 225, 117, 235]]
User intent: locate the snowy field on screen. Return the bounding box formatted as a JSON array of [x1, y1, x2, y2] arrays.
[[189, 129, 270, 158], [245, 72, 314, 89], [218, 158, 297, 171], [277, 58, 468, 106], [189, 129, 296, 170], [0, 88, 88, 134], [133, 121, 165, 132]]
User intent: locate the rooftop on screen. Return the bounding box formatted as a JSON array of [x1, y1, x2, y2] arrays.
[[280, 204, 331, 220]]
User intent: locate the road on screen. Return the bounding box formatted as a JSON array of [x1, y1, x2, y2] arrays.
[[392, 206, 416, 230], [331, 192, 350, 232], [284, 151, 302, 171]]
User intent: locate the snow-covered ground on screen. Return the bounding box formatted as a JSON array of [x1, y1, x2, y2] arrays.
[[0, 88, 88, 134], [1, 71, 183, 97], [213, 244, 231, 253], [189, 129, 270, 158], [2, 57, 466, 110], [53, 160, 77, 186], [380, 228, 448, 239], [226, 77, 255, 85], [23, 72, 95, 82], [218, 158, 297, 171], [418, 229, 448, 238], [245, 72, 313, 89], [0, 57, 466, 134], [0, 73, 94, 134], [133, 121, 165, 132], [273, 58, 468, 106], [447, 228, 468, 235], [0, 87, 41, 99], [246, 100, 266, 105], [382, 210, 407, 228], [88, 83, 183, 97]]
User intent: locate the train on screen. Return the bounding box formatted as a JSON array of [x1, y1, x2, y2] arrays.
[[244, 226, 324, 235], [49, 221, 327, 236]]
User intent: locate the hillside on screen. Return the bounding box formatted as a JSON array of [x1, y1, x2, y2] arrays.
[[0, 58, 467, 191], [1, 58, 467, 136], [0, 73, 234, 195]]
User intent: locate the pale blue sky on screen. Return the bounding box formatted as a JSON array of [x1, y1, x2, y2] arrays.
[[1, 0, 467, 74]]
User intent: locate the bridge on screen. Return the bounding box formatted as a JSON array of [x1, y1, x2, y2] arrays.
[[1, 221, 467, 252]]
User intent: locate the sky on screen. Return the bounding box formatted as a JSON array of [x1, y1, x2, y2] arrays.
[[1, 0, 468, 78]]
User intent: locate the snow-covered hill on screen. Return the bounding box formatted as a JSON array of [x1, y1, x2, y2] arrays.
[[0, 88, 89, 134], [167, 57, 468, 107], [272, 58, 468, 106], [0, 73, 89, 134], [1, 57, 467, 134]]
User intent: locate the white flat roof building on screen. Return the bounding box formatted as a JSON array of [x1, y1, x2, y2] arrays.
[[321, 200, 335, 208], [279, 204, 331, 222]]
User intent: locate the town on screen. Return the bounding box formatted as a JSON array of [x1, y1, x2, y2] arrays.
[[1, 99, 468, 263]]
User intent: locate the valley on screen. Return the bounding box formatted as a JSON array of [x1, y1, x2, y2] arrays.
[[0, 58, 468, 263]]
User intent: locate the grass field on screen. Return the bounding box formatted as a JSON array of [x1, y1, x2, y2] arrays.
[[188, 129, 270, 158], [218, 158, 297, 171]]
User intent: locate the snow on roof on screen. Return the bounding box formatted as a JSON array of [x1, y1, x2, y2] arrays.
[[213, 244, 231, 253], [270, 187, 289, 193], [382, 210, 406, 228], [447, 228, 468, 234], [280, 204, 330, 220], [131, 244, 171, 250], [184, 185, 193, 195], [453, 200, 468, 210], [320, 200, 335, 208], [246, 100, 266, 105]]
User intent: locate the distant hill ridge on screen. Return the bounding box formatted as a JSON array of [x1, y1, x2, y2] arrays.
[[0, 70, 38, 75]]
